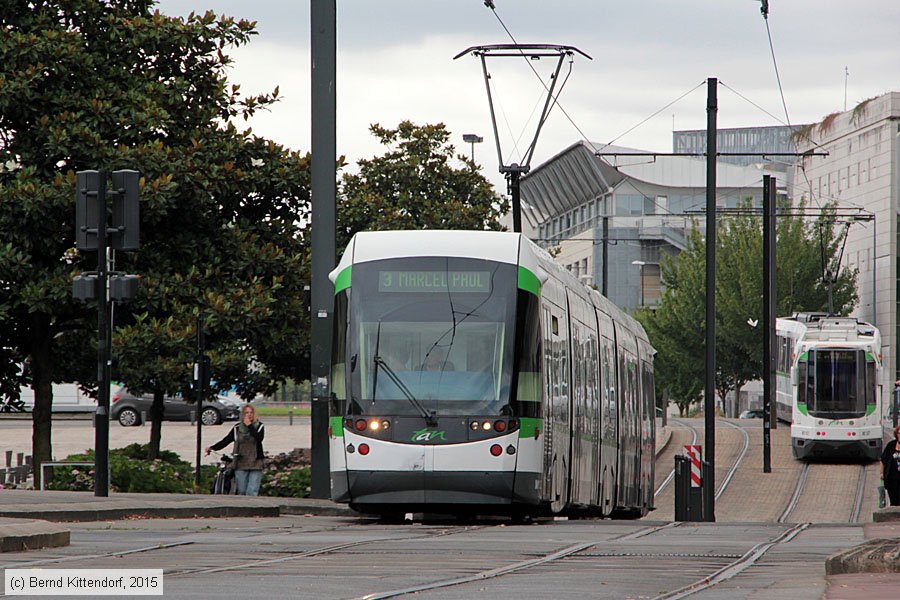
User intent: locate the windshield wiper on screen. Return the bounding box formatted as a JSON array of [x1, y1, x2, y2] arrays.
[[373, 355, 437, 426]]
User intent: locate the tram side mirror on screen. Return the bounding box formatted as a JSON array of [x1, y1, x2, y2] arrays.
[[790, 367, 799, 386]]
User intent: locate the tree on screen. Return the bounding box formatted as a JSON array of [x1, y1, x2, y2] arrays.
[[637, 201, 858, 416], [338, 121, 508, 250], [0, 2, 310, 467], [638, 228, 705, 417]]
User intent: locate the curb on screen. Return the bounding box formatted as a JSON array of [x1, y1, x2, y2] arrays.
[[873, 507, 900, 522], [0, 519, 70, 553], [825, 538, 900, 575], [0, 504, 281, 523]]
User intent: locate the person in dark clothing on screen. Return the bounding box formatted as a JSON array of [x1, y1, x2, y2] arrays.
[[881, 424, 900, 507], [206, 404, 265, 496]]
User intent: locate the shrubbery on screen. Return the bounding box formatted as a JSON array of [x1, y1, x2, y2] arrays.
[[261, 448, 311, 497], [46, 444, 310, 497]]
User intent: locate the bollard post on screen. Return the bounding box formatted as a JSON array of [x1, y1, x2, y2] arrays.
[[16, 452, 23, 467], [0, 468, 5, 486], [190, 410, 195, 426], [289, 410, 293, 426], [141, 411, 146, 427], [674, 455, 688, 520], [5, 450, 11, 468], [701, 460, 715, 522]]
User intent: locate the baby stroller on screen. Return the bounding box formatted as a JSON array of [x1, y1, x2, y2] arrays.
[[211, 453, 235, 495]]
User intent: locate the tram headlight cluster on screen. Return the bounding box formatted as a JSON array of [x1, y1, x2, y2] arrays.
[[469, 419, 517, 433], [346, 418, 391, 432]]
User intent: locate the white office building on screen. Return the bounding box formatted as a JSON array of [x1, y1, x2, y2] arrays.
[[791, 91, 900, 391]]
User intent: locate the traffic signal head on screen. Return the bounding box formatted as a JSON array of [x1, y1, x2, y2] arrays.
[[111, 170, 140, 250]]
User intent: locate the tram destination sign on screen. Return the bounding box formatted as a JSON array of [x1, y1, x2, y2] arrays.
[[378, 270, 491, 293]]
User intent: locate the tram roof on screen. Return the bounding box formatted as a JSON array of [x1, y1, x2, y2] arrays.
[[331, 230, 546, 282]]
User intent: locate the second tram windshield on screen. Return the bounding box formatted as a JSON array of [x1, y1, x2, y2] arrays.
[[800, 349, 873, 419], [349, 257, 516, 417]]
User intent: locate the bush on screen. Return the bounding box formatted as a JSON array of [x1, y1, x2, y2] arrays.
[[46, 444, 215, 493], [46, 444, 312, 497], [260, 448, 311, 498]]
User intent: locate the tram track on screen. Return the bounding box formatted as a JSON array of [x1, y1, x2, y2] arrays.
[[655, 419, 698, 498], [714, 420, 751, 501], [651, 522, 810, 599], [779, 461, 871, 524], [168, 523, 494, 578]]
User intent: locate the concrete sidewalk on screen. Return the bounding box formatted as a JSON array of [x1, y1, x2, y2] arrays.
[[0, 488, 357, 552]]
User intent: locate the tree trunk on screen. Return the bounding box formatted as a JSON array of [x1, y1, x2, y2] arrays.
[[147, 388, 164, 460], [28, 315, 54, 488], [734, 382, 744, 417]]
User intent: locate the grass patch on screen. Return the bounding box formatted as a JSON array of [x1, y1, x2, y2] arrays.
[[253, 406, 310, 417]]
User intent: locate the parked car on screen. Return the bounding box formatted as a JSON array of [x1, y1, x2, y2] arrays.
[[111, 387, 241, 427], [739, 409, 765, 419]]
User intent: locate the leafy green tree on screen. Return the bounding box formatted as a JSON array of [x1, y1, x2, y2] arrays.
[[638, 201, 858, 416], [338, 121, 508, 251], [0, 2, 310, 466], [639, 228, 705, 417]]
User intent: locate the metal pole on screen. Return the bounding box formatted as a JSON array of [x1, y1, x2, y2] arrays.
[[195, 315, 204, 489], [310, 0, 336, 498], [602, 212, 609, 297], [762, 175, 775, 473], [94, 170, 109, 497], [704, 78, 717, 521], [510, 170, 522, 233]]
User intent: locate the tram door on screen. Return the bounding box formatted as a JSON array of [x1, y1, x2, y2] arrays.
[[542, 299, 569, 513]]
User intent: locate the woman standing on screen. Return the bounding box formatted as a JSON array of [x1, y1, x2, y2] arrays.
[[881, 425, 900, 507], [206, 405, 265, 496]]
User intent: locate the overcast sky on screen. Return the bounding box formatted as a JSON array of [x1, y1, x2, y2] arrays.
[[155, 0, 900, 190]]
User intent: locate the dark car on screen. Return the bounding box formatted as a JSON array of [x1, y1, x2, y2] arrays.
[[111, 387, 241, 427]]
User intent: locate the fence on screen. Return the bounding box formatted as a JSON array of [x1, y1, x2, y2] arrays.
[[0, 450, 32, 487]]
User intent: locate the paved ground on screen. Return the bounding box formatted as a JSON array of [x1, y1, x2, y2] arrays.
[[1, 419, 899, 597]]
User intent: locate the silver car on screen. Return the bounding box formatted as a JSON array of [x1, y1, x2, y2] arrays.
[[110, 387, 242, 427]]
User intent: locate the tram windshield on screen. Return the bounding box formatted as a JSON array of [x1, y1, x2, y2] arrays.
[[800, 349, 870, 419], [347, 257, 516, 417]]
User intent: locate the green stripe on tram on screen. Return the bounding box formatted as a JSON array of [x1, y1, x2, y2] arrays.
[[519, 417, 542, 439], [797, 403, 808, 416], [329, 416, 344, 436], [518, 266, 541, 297], [866, 404, 876, 416], [334, 267, 351, 294]]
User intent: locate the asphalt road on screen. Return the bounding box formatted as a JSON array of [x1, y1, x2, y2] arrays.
[[0, 416, 311, 466]]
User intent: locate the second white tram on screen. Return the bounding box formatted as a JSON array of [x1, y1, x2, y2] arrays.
[[777, 313, 883, 461]]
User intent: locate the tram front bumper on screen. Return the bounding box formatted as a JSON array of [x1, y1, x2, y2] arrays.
[[792, 437, 882, 460]]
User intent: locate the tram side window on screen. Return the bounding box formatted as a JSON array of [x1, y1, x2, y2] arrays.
[[514, 292, 542, 418], [866, 360, 876, 406], [330, 291, 349, 414]]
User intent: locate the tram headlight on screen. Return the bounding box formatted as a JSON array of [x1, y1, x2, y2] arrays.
[[482, 421, 492, 431], [470, 421, 480, 431], [494, 420, 507, 433], [355, 419, 367, 431], [381, 419, 391, 430], [369, 420, 380, 431]]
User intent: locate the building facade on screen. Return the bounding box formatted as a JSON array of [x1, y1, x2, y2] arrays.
[[521, 141, 781, 311], [791, 91, 900, 395]]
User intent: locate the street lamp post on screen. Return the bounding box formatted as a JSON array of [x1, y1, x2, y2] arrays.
[[462, 133, 483, 162], [632, 260, 645, 307]]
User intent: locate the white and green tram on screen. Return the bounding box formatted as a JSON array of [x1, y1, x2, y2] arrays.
[[777, 313, 883, 461], [327, 231, 656, 518]]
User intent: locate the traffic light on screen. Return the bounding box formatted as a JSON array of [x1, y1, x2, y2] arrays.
[[109, 274, 139, 301], [75, 171, 101, 250], [72, 273, 98, 302], [110, 170, 139, 250]]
